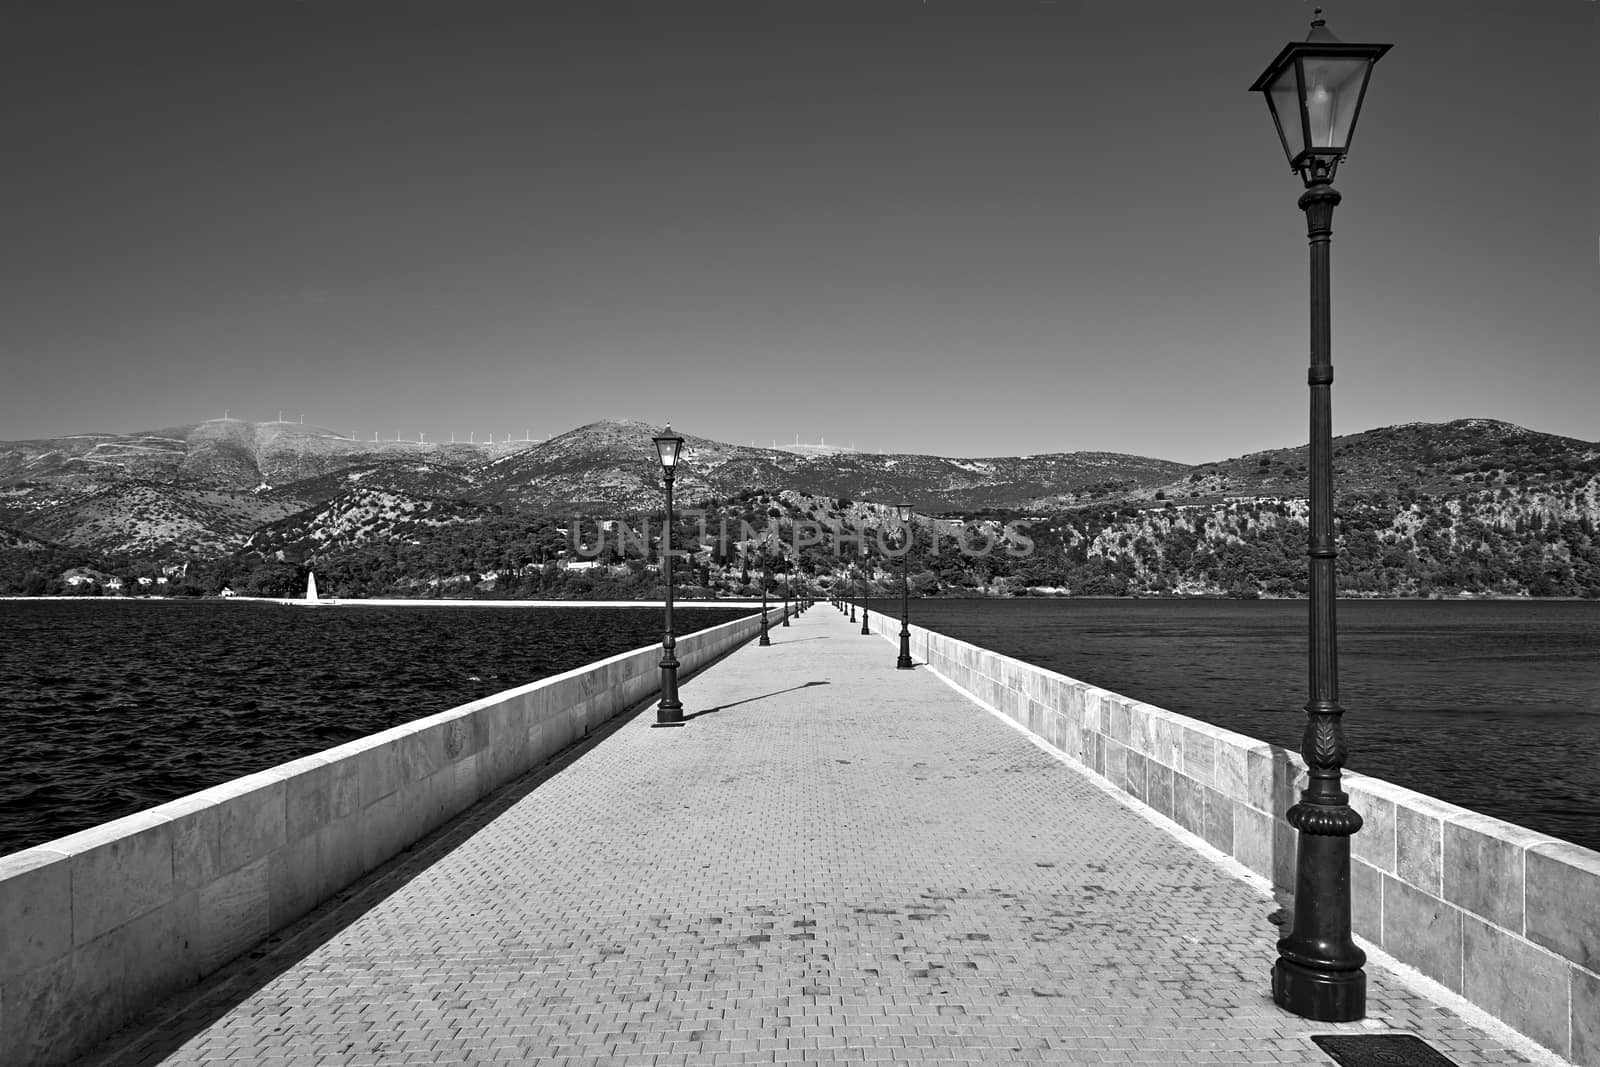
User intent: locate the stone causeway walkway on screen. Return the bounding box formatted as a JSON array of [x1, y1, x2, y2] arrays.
[[81, 606, 1547, 1065]]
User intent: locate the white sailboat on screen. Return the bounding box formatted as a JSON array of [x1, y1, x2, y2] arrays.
[[305, 570, 319, 603]]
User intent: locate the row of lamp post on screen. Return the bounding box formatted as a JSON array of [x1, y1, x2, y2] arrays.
[[643, 6, 1386, 1021]]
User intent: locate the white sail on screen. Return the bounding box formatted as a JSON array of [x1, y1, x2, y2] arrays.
[[305, 571, 319, 602]]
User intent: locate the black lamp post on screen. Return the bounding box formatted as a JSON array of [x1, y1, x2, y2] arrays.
[[651, 426, 686, 727], [894, 503, 914, 669], [782, 555, 791, 626], [759, 551, 771, 646], [859, 546, 870, 636], [1251, 9, 1389, 1023]]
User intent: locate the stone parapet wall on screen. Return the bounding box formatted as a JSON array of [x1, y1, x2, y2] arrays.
[[866, 610, 1598, 1066], [0, 607, 785, 1067]]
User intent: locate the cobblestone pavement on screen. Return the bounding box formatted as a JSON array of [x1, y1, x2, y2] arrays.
[[82, 607, 1546, 1065]]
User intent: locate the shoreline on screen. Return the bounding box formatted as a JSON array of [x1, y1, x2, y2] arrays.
[[4, 592, 1591, 605], [0, 595, 776, 608]]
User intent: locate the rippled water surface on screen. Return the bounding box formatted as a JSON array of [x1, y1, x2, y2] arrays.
[[873, 597, 1600, 852], [0, 600, 749, 855]]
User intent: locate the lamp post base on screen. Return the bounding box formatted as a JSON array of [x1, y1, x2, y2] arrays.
[[896, 630, 913, 669], [1271, 959, 1365, 1022]]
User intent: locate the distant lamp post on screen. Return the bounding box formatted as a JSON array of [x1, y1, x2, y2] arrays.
[[1251, 8, 1389, 1023], [782, 555, 792, 626], [651, 426, 686, 727], [859, 545, 870, 636], [894, 504, 914, 669], [759, 550, 772, 646]]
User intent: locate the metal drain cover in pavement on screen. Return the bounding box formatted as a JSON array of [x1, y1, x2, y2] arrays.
[[1312, 1034, 1460, 1066]]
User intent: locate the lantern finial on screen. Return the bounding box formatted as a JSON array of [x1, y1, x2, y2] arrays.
[[1307, 8, 1340, 44]]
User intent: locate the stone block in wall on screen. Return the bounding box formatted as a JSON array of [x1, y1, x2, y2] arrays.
[[438, 709, 484, 762], [1107, 696, 1132, 746], [621, 672, 653, 709], [1246, 745, 1276, 812], [1344, 775, 1398, 875], [281, 755, 336, 841], [1045, 709, 1066, 753], [505, 689, 549, 768], [1125, 750, 1148, 804], [0, 848, 72, 977], [406, 772, 450, 840], [1001, 660, 1023, 697], [1147, 762, 1175, 821], [1104, 740, 1127, 793], [1148, 710, 1182, 771], [1525, 839, 1600, 972], [1026, 698, 1045, 737], [357, 789, 410, 875], [1273, 815, 1297, 894], [1181, 726, 1217, 789], [1444, 813, 1557, 933], [1, 924, 129, 1067], [195, 856, 270, 975], [1271, 752, 1309, 818], [1215, 738, 1250, 803], [1083, 687, 1104, 735], [1201, 787, 1234, 855], [989, 676, 1013, 718], [267, 827, 321, 931], [1463, 913, 1572, 1059], [1381, 872, 1464, 992], [1040, 673, 1069, 718], [1125, 702, 1150, 757], [312, 813, 366, 905], [525, 716, 554, 766], [1173, 774, 1204, 837], [213, 772, 289, 875], [350, 737, 402, 810], [1023, 661, 1046, 706], [117, 891, 202, 1014], [1233, 805, 1274, 881], [397, 724, 444, 787], [540, 673, 585, 718], [1064, 682, 1086, 722], [1351, 857, 1382, 947], [1060, 706, 1083, 761], [482, 701, 519, 772], [1393, 790, 1463, 898], [64, 812, 174, 946], [457, 748, 487, 804], [161, 795, 223, 893], [1573, 966, 1600, 1067]]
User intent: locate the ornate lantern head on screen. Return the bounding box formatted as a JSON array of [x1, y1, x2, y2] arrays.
[[1250, 9, 1390, 185]]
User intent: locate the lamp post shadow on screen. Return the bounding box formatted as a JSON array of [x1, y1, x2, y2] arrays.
[[682, 680, 831, 722]]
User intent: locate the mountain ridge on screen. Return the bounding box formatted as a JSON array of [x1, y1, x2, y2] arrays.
[[2, 416, 1596, 599]]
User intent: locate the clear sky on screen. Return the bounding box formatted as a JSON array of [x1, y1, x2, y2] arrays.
[[1, 1, 1594, 464]]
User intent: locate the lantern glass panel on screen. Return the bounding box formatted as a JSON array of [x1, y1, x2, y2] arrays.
[[653, 435, 683, 468], [1267, 63, 1306, 162], [1300, 54, 1371, 150]]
